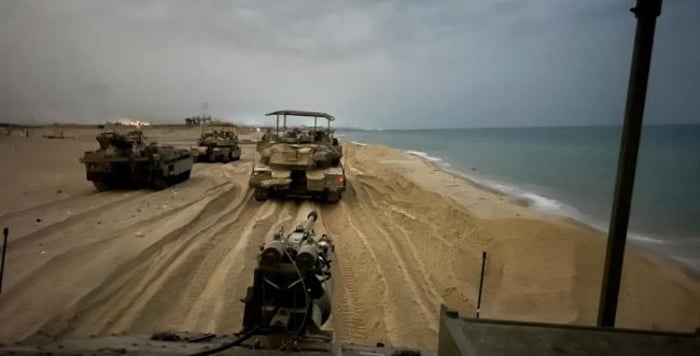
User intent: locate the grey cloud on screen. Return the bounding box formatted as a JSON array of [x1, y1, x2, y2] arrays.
[[0, 0, 698, 128]]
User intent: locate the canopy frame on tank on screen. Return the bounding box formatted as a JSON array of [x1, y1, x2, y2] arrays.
[[265, 110, 335, 136]]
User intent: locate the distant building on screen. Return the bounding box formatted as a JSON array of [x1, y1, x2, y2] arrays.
[[185, 115, 212, 126]]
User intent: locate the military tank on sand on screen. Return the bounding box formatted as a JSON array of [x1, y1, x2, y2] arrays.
[[192, 124, 242, 163], [249, 110, 346, 203], [80, 130, 193, 191]]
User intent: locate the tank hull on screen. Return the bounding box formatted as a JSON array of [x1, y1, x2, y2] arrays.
[[249, 165, 345, 203], [80, 152, 193, 190]]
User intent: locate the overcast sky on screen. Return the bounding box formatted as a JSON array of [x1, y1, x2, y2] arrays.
[[0, 0, 698, 128]]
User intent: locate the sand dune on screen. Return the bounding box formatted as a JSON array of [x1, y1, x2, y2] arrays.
[[0, 127, 698, 350]]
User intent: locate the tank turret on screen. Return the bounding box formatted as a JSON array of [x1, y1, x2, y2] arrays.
[[193, 124, 241, 162]]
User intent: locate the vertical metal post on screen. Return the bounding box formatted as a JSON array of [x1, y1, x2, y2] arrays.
[[598, 0, 662, 327], [476, 251, 487, 319], [0, 227, 8, 295]]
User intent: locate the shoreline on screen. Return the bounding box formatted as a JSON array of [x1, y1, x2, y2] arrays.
[[342, 141, 700, 333], [346, 141, 700, 281]]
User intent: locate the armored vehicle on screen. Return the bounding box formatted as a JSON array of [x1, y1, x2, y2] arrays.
[[80, 131, 193, 191], [249, 110, 346, 203], [192, 124, 241, 162]]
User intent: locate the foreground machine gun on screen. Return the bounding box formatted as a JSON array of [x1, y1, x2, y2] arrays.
[[238, 211, 335, 350]]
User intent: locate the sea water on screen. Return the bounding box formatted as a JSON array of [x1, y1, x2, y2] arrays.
[[340, 125, 700, 272]]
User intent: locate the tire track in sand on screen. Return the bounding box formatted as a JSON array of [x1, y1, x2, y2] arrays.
[[4, 183, 239, 341], [357, 177, 446, 307], [32, 184, 249, 337], [351, 180, 440, 337], [321, 185, 398, 345], [358, 170, 482, 321], [88, 188, 257, 334], [183, 199, 294, 332], [324, 221, 369, 343]]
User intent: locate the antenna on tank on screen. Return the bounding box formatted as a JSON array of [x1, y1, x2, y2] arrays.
[[598, 0, 662, 328], [476, 251, 487, 319], [0, 227, 8, 295]]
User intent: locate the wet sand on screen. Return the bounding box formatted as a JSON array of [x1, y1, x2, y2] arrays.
[[0, 126, 698, 350]]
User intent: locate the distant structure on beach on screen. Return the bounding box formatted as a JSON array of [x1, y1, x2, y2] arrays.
[[185, 115, 212, 126]]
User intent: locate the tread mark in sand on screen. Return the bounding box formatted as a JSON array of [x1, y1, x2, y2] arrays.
[[36, 186, 251, 336], [353, 181, 439, 333]]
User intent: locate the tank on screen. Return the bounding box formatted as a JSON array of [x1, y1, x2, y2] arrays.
[[192, 124, 241, 163], [79, 130, 193, 191], [249, 110, 346, 203]]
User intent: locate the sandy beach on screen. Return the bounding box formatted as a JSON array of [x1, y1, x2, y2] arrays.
[[0, 126, 698, 350]]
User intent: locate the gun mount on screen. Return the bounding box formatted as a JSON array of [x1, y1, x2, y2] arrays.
[[239, 211, 335, 351]]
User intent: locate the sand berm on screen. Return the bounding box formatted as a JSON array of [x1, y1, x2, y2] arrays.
[[0, 126, 698, 351]]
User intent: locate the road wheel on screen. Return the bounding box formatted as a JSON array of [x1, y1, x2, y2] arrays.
[[222, 152, 231, 163], [93, 181, 110, 191], [254, 188, 269, 201], [176, 170, 191, 182], [150, 175, 169, 190], [325, 191, 342, 204]]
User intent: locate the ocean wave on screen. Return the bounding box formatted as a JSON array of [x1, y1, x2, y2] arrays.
[[406, 150, 443, 163], [403, 149, 582, 219], [351, 141, 368, 146], [519, 192, 567, 212], [472, 177, 679, 246], [402, 146, 698, 271], [490, 184, 678, 247], [628, 232, 669, 245], [672, 256, 700, 272], [438, 167, 592, 223], [483, 180, 577, 216]]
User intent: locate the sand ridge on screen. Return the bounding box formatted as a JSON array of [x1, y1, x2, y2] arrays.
[[0, 127, 699, 350]]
